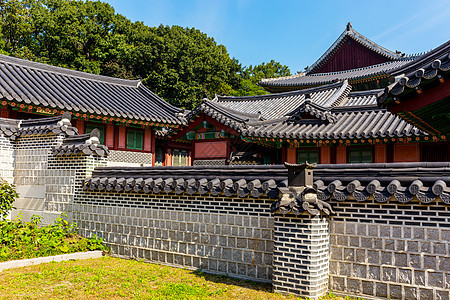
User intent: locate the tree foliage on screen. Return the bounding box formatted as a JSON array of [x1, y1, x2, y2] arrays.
[[0, 179, 18, 220], [0, 0, 290, 109]]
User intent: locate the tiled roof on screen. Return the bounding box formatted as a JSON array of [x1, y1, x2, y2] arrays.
[[52, 129, 109, 157], [83, 163, 450, 206], [0, 54, 184, 125], [214, 81, 351, 119], [259, 59, 414, 89], [380, 40, 450, 101], [0, 113, 78, 140], [307, 22, 403, 74], [184, 84, 424, 140]]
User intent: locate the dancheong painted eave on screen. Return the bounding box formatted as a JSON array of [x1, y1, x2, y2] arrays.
[[0, 54, 185, 127]]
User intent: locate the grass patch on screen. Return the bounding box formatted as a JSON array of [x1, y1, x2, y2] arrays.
[[0, 213, 107, 261], [0, 256, 364, 299]]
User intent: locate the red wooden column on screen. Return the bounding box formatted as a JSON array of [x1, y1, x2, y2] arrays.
[[336, 146, 347, 164], [375, 145, 387, 163], [320, 147, 331, 164], [105, 124, 114, 148], [76, 120, 85, 134], [118, 126, 126, 149], [286, 148, 297, 164], [165, 149, 172, 166], [144, 128, 152, 152]]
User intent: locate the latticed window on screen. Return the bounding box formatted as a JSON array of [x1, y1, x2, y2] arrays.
[[126, 129, 144, 150], [348, 148, 372, 163], [172, 149, 189, 166], [298, 148, 319, 164], [85, 123, 105, 144]]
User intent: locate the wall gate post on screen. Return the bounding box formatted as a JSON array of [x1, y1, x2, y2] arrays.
[[271, 163, 333, 298]]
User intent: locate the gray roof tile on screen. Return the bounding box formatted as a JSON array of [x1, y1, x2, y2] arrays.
[[0, 54, 184, 125]]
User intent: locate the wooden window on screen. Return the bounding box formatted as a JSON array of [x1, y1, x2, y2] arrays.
[[348, 147, 373, 163], [85, 123, 105, 144], [126, 129, 144, 150], [298, 148, 319, 164], [172, 149, 189, 166]]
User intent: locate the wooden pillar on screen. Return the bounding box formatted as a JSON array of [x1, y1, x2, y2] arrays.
[[336, 146, 346, 164], [286, 148, 297, 164], [320, 146, 331, 164], [375, 145, 387, 163], [151, 130, 156, 167], [144, 128, 152, 152], [105, 124, 114, 148], [76, 120, 85, 134], [165, 149, 172, 166], [118, 126, 126, 149], [188, 151, 192, 166]]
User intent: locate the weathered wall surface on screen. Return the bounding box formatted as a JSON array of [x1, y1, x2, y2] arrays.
[[73, 192, 274, 282], [329, 198, 450, 300]]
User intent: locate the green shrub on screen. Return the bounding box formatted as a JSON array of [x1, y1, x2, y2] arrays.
[[0, 213, 108, 261], [0, 178, 18, 220]]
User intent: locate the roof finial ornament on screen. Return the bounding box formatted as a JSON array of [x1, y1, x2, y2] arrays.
[[346, 22, 352, 31]]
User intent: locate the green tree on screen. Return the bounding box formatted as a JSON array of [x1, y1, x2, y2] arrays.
[[0, 0, 288, 109]]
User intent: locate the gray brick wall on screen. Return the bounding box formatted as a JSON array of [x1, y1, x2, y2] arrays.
[[329, 198, 450, 300], [73, 192, 274, 282], [0, 133, 14, 183], [273, 214, 329, 298]]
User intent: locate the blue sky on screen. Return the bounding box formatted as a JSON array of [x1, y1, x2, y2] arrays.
[[103, 0, 450, 73]]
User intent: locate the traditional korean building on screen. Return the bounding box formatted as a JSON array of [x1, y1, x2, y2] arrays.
[[168, 24, 450, 165], [168, 80, 449, 165], [379, 41, 450, 135], [259, 23, 419, 92], [0, 54, 186, 166]]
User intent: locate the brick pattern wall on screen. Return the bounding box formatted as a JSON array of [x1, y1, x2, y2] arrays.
[[73, 193, 274, 282], [0, 133, 14, 183], [107, 150, 152, 166], [273, 214, 329, 298], [193, 159, 226, 166], [329, 198, 450, 300], [13, 135, 64, 186], [47, 155, 106, 213]]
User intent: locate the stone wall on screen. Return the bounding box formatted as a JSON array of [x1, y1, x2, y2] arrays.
[[12, 135, 65, 223], [73, 192, 274, 282], [273, 214, 329, 298], [0, 133, 14, 183], [329, 198, 450, 300]]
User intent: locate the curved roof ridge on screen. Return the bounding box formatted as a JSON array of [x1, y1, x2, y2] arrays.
[[307, 23, 402, 74], [217, 81, 346, 102], [348, 89, 384, 96], [389, 39, 450, 77], [308, 59, 415, 77], [202, 100, 262, 121], [0, 54, 141, 87]]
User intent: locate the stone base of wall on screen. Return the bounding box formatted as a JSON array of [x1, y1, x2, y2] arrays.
[[329, 199, 450, 300], [73, 193, 275, 282]]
